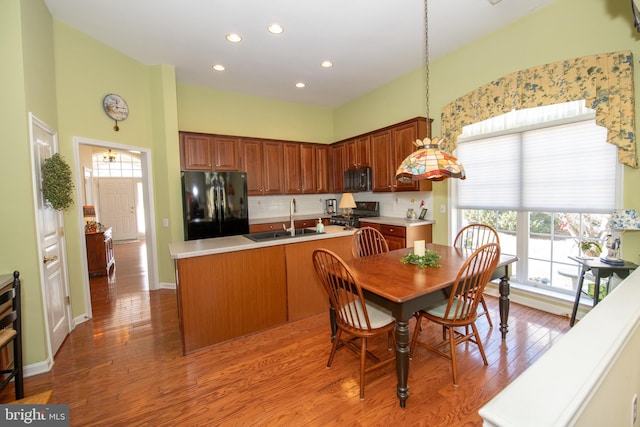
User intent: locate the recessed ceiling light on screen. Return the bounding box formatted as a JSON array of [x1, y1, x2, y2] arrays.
[[212, 64, 225, 71], [295, 82, 305, 88], [487, 0, 502, 4], [225, 33, 242, 43], [321, 61, 334, 68], [267, 23, 284, 34]]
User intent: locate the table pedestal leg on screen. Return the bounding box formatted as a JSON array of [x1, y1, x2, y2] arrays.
[[499, 273, 510, 339], [395, 319, 410, 408], [569, 265, 586, 327]]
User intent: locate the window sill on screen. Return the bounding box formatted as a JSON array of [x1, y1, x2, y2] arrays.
[[485, 280, 594, 321]]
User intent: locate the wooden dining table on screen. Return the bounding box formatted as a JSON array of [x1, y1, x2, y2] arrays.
[[341, 243, 518, 408]]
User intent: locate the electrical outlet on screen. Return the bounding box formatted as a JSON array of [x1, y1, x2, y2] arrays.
[[632, 393, 638, 426], [440, 204, 446, 214], [162, 218, 169, 227]]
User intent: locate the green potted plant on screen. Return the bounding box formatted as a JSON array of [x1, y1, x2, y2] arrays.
[[41, 153, 74, 211], [579, 240, 602, 257]]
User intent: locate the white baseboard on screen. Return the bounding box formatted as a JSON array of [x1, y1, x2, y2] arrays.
[[485, 280, 592, 322], [74, 314, 90, 325], [157, 281, 176, 290], [24, 357, 53, 378]]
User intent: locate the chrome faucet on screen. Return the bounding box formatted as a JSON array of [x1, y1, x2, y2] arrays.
[[283, 198, 297, 236], [289, 198, 296, 236]]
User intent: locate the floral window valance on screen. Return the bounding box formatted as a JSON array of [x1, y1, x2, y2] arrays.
[[441, 51, 637, 168]]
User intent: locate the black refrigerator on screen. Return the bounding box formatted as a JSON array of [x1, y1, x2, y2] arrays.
[[181, 171, 249, 241]]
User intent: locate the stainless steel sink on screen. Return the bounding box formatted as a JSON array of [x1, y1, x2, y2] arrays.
[[244, 228, 322, 242]]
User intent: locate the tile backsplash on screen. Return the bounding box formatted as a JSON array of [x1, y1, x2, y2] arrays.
[[248, 192, 433, 220]]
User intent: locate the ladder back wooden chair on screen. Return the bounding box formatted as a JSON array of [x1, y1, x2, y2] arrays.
[[454, 223, 500, 328], [351, 226, 389, 258], [0, 271, 23, 400], [411, 243, 500, 385], [312, 248, 395, 400]]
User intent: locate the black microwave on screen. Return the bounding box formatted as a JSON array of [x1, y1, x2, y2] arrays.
[[344, 167, 372, 192]]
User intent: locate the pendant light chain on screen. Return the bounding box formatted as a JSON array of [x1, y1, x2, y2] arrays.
[[424, 0, 430, 123], [393, 0, 467, 182]]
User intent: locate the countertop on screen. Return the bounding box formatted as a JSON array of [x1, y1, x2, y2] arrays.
[[358, 216, 435, 227], [169, 225, 356, 259]]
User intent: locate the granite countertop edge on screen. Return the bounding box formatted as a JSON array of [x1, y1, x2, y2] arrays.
[[169, 225, 355, 259], [358, 216, 435, 227]]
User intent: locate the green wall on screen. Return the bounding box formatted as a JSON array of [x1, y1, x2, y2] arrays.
[[0, 0, 58, 364], [3, 0, 640, 368], [52, 21, 173, 316], [177, 83, 334, 143], [335, 0, 640, 253]]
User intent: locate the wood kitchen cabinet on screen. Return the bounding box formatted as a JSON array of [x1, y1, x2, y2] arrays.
[[249, 222, 289, 233], [370, 129, 393, 192], [315, 145, 331, 193], [391, 120, 423, 192], [179, 116, 432, 196], [241, 138, 284, 196], [359, 221, 432, 250], [180, 132, 240, 171], [330, 142, 346, 193], [370, 117, 431, 192], [175, 245, 288, 354], [345, 135, 371, 169], [85, 227, 115, 276], [285, 236, 353, 321], [283, 142, 316, 194], [173, 234, 352, 354]]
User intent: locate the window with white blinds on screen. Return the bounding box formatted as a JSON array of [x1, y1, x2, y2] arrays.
[[456, 119, 617, 213]]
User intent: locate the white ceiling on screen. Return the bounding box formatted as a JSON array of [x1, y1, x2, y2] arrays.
[[43, 0, 559, 108]]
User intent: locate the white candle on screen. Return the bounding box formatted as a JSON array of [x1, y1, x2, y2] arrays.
[[414, 240, 425, 257]]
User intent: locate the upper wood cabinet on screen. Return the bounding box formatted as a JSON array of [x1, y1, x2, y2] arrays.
[[283, 143, 317, 194], [370, 130, 393, 192], [180, 116, 431, 196], [262, 141, 285, 195], [241, 138, 284, 196], [180, 132, 240, 171], [283, 143, 301, 194], [391, 121, 421, 192], [315, 145, 331, 194], [345, 135, 371, 169], [370, 117, 431, 192], [300, 144, 317, 193], [330, 143, 346, 193]]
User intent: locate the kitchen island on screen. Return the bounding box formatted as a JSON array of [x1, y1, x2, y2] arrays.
[[169, 225, 355, 354]]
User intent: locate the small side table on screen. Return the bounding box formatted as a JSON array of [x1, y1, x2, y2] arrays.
[[569, 256, 638, 326]]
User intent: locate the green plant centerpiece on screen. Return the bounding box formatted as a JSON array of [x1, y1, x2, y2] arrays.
[[42, 153, 75, 211], [400, 250, 441, 268]]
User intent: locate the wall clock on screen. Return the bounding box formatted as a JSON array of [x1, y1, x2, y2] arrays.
[[102, 93, 129, 131]]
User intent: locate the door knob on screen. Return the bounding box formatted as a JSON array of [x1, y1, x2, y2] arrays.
[[43, 255, 58, 264]]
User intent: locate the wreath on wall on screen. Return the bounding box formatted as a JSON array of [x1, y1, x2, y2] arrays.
[[42, 153, 74, 211]]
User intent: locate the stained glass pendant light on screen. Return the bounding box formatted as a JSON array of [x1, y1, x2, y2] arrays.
[[395, 0, 465, 183], [396, 137, 466, 182]]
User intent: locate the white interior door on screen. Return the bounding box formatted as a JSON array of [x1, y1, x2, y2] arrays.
[[30, 114, 71, 357], [98, 177, 138, 241]]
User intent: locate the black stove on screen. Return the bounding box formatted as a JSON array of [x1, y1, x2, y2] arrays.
[[329, 201, 380, 228]]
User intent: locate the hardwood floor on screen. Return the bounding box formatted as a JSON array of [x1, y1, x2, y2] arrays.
[[0, 240, 570, 426]]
